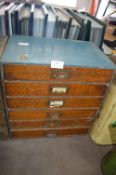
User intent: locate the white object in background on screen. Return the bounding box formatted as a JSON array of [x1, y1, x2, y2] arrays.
[[96, 0, 109, 19], [102, 43, 112, 55], [90, 84, 116, 145], [42, 0, 77, 8]]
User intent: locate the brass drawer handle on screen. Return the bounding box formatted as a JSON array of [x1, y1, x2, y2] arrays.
[[49, 100, 64, 108], [50, 86, 67, 94], [52, 70, 70, 79]]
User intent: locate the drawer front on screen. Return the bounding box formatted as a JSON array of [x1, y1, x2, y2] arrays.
[[4, 64, 113, 84], [7, 97, 102, 109], [8, 109, 97, 121], [5, 82, 107, 97], [10, 120, 46, 129], [10, 119, 91, 130], [11, 127, 89, 138]]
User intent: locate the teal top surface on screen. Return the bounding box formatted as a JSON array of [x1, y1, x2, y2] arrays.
[[1, 35, 115, 69]]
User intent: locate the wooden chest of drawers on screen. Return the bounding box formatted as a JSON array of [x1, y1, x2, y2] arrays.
[[1, 36, 115, 139]]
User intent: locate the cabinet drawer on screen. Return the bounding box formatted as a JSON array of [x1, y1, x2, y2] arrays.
[[5, 82, 107, 97], [8, 109, 97, 121], [7, 97, 102, 109], [10, 119, 91, 130], [11, 127, 89, 138], [4, 64, 113, 84]]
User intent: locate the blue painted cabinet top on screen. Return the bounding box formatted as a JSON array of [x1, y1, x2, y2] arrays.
[[1, 35, 115, 69]]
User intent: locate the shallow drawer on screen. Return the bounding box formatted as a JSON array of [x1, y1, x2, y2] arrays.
[[4, 64, 113, 84], [11, 127, 89, 138], [10, 119, 92, 130], [7, 97, 102, 109], [5, 82, 107, 97], [8, 109, 97, 121]]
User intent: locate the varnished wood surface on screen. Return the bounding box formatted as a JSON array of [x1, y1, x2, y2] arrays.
[[8, 109, 97, 121], [10, 119, 92, 129], [4, 64, 113, 83], [5, 82, 107, 97], [11, 127, 89, 138], [7, 97, 102, 109], [60, 119, 91, 128], [3, 64, 113, 138]]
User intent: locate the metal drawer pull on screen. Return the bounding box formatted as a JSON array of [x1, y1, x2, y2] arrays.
[[51, 87, 67, 94], [49, 100, 64, 108], [52, 70, 70, 79]]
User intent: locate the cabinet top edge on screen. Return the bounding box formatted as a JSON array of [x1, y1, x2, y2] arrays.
[[1, 35, 116, 70]]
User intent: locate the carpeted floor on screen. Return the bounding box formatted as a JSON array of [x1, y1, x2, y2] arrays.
[[0, 135, 112, 175]]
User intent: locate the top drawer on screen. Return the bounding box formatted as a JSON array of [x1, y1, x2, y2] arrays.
[[3, 65, 113, 84]]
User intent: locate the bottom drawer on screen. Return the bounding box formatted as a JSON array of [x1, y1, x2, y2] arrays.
[[11, 128, 89, 138], [10, 119, 92, 129]]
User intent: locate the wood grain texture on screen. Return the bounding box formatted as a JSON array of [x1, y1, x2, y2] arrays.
[[5, 82, 107, 96], [10, 119, 92, 129], [7, 97, 102, 109], [10, 120, 46, 129], [11, 127, 89, 138], [59, 119, 92, 128], [8, 109, 97, 120], [4, 64, 113, 83]]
